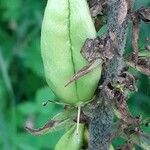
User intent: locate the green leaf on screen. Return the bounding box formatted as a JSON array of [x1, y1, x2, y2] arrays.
[[35, 86, 63, 117], [0, 0, 21, 21], [0, 79, 7, 111], [17, 101, 38, 115], [24, 38, 44, 77], [35, 86, 56, 105]]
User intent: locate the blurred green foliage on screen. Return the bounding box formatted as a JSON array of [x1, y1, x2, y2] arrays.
[[0, 0, 64, 150], [0, 0, 149, 150]]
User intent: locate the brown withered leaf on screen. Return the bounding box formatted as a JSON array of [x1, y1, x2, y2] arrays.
[[138, 7, 150, 22], [88, 0, 107, 17], [25, 107, 76, 136], [65, 59, 102, 87], [25, 120, 61, 136], [126, 60, 150, 76]]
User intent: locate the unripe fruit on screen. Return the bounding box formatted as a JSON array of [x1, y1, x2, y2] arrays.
[[55, 124, 84, 150], [41, 0, 101, 106]]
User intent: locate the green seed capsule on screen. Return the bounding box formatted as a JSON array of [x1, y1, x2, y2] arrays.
[[41, 0, 102, 105], [55, 124, 85, 150]]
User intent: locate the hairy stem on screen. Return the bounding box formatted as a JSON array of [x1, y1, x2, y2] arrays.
[[88, 0, 134, 149]]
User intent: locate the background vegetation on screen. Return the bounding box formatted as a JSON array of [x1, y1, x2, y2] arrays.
[[0, 0, 149, 150]]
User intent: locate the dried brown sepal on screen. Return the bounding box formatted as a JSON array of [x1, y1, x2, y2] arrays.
[[81, 36, 115, 64], [65, 59, 102, 87], [131, 7, 150, 64], [88, 0, 107, 17], [99, 69, 138, 125], [114, 92, 139, 125], [126, 60, 150, 76], [111, 69, 140, 126], [138, 7, 150, 22], [25, 120, 61, 136], [65, 31, 119, 93], [65, 29, 117, 88], [131, 11, 140, 66], [90, 2, 103, 17]]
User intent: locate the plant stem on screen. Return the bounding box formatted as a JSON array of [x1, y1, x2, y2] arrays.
[[88, 0, 134, 149]]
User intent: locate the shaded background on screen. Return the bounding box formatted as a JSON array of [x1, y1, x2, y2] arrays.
[[0, 0, 149, 150]]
